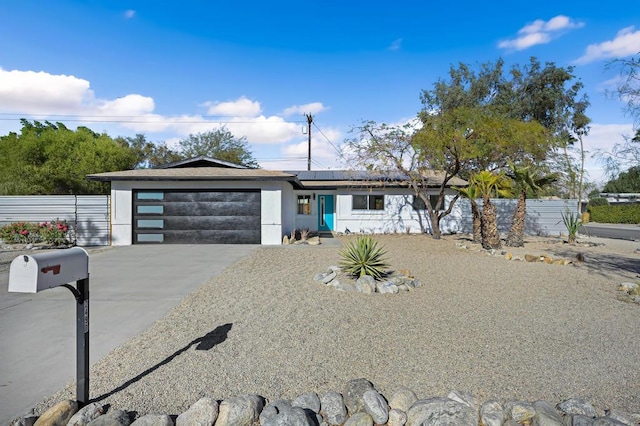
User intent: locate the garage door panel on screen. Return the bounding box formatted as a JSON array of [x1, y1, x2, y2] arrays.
[[147, 215, 260, 231], [164, 192, 260, 203], [161, 230, 261, 244], [159, 201, 260, 216]]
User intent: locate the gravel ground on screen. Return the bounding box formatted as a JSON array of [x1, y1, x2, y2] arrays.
[[32, 234, 640, 417]]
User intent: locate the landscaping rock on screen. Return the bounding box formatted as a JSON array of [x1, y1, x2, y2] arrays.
[[356, 276, 376, 294], [343, 412, 373, 426], [86, 409, 130, 426], [33, 400, 78, 426], [525, 254, 540, 262], [566, 414, 597, 426], [592, 417, 627, 425], [335, 282, 357, 292], [556, 398, 597, 417], [322, 272, 337, 284], [344, 378, 376, 414], [533, 400, 563, 425], [506, 400, 536, 423], [363, 390, 389, 424], [314, 273, 327, 282], [262, 405, 313, 426], [292, 393, 321, 414], [447, 390, 478, 413], [320, 392, 347, 425], [259, 400, 291, 425], [388, 387, 418, 413], [130, 414, 173, 426], [480, 400, 505, 426], [377, 281, 399, 294], [388, 409, 407, 426], [216, 395, 263, 426], [618, 282, 640, 295], [604, 409, 635, 425], [176, 397, 218, 426], [67, 403, 105, 426], [307, 236, 321, 245], [406, 398, 476, 426]]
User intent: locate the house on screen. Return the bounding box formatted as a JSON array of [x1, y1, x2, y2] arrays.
[[87, 157, 467, 245]]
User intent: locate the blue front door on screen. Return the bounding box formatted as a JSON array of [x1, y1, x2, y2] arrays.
[[318, 195, 334, 231]]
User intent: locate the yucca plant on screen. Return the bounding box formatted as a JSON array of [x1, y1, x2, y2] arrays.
[[339, 235, 390, 279], [561, 210, 581, 244]]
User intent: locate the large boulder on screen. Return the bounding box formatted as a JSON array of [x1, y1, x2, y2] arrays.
[[67, 403, 105, 426], [344, 379, 376, 414], [292, 393, 321, 414], [130, 414, 173, 426], [320, 392, 347, 425], [215, 395, 264, 426], [86, 409, 130, 426], [389, 388, 418, 413], [363, 390, 388, 424], [33, 400, 78, 426]]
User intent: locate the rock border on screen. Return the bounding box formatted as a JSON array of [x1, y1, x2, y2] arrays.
[[313, 267, 421, 295], [14, 378, 640, 426]]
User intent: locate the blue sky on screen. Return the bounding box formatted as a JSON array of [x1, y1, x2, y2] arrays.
[[1, 1, 639, 184]]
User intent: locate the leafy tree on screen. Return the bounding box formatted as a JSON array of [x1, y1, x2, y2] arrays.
[[177, 127, 258, 168], [344, 121, 462, 240], [116, 134, 182, 168], [602, 165, 640, 193], [505, 164, 558, 247], [0, 120, 138, 194]]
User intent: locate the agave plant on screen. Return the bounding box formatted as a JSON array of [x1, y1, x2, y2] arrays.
[[561, 210, 581, 244], [339, 235, 389, 279]]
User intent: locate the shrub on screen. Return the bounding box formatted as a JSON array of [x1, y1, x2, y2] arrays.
[[0, 220, 71, 245], [39, 220, 71, 245], [339, 235, 389, 279], [588, 197, 609, 207], [588, 204, 640, 224], [0, 222, 41, 244]]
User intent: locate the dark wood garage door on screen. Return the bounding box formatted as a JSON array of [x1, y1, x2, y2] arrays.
[[133, 190, 261, 244]]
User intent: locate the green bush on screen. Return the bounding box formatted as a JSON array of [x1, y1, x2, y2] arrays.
[[588, 204, 640, 224], [339, 235, 390, 279], [588, 197, 609, 207]]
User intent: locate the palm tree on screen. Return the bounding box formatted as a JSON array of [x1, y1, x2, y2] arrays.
[[455, 184, 482, 244], [472, 171, 512, 250], [505, 164, 558, 247]]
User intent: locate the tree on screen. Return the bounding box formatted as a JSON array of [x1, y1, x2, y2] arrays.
[[344, 121, 461, 240], [455, 184, 482, 243], [177, 127, 258, 168], [602, 165, 640, 193], [471, 171, 512, 250], [505, 164, 558, 247], [0, 120, 138, 194], [116, 134, 182, 168], [599, 54, 640, 178]]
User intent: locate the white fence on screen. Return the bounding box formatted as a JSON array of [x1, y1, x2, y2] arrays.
[[0, 195, 110, 246], [457, 198, 579, 237]]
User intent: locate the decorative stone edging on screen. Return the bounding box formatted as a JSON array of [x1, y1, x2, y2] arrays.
[[313, 267, 421, 295], [14, 378, 640, 425]]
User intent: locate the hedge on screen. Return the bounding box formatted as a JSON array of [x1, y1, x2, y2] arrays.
[[588, 204, 640, 224]]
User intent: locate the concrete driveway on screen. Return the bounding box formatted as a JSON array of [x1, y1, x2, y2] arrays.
[[0, 244, 257, 424]]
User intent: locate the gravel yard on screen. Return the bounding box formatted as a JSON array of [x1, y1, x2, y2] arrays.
[[32, 234, 640, 417]]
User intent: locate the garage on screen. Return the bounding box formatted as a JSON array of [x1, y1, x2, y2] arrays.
[[133, 189, 261, 244]]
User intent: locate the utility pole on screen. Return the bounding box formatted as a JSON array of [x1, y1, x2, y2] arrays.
[[305, 113, 313, 171]]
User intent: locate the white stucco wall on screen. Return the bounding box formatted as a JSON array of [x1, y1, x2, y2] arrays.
[[334, 189, 461, 235], [109, 180, 289, 245]]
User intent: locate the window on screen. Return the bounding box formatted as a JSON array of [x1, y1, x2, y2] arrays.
[[352, 195, 384, 211], [297, 195, 312, 215], [412, 195, 448, 211]]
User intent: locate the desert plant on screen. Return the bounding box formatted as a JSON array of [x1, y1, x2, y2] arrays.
[[561, 210, 581, 244], [300, 228, 310, 241], [339, 235, 389, 279]]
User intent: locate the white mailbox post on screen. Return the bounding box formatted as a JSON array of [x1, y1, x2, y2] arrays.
[[8, 247, 90, 406]]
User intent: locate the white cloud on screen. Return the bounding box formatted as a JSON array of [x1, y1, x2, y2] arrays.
[[282, 102, 328, 117], [498, 15, 584, 51], [388, 38, 402, 51], [124, 10, 135, 19], [0, 68, 336, 149], [203, 96, 262, 116], [574, 26, 640, 64]]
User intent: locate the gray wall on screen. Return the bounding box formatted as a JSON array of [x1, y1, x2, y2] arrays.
[[0, 195, 110, 246], [457, 198, 579, 237]]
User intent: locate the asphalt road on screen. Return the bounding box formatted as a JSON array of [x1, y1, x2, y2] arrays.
[[580, 223, 640, 241], [0, 244, 257, 424]]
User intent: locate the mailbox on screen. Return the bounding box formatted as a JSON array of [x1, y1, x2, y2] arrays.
[[8, 246, 91, 406], [9, 247, 88, 293]]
